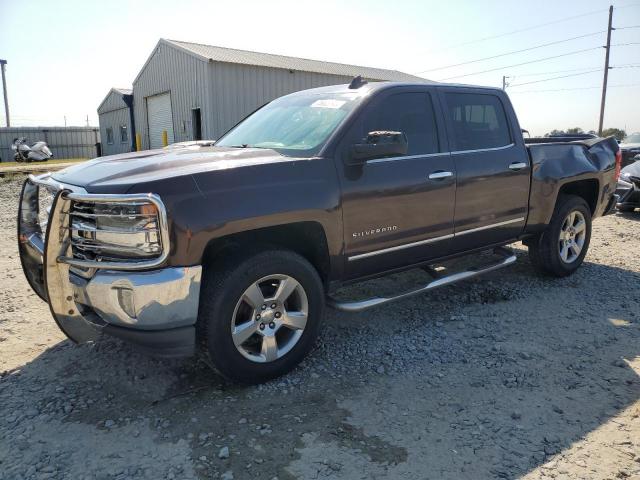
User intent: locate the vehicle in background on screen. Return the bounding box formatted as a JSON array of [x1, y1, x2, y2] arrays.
[[616, 154, 640, 212], [18, 80, 621, 384], [620, 133, 640, 167], [12, 137, 53, 162]]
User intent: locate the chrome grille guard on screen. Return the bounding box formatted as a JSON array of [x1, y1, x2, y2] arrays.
[[17, 173, 171, 343]]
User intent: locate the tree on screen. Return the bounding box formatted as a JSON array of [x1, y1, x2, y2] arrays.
[[601, 128, 626, 141], [566, 127, 584, 134], [544, 129, 565, 137]]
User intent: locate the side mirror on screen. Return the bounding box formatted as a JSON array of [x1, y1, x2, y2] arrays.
[[348, 131, 408, 165]]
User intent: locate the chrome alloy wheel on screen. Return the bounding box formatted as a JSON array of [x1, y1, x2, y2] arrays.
[[231, 274, 309, 363], [558, 210, 586, 263]]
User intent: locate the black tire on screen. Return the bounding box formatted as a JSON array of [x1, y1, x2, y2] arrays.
[[527, 195, 592, 277], [198, 249, 324, 384]]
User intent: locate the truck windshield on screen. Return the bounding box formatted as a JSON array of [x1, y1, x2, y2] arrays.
[[216, 92, 362, 156]]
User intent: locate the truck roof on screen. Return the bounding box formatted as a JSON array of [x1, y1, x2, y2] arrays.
[[286, 81, 504, 97]]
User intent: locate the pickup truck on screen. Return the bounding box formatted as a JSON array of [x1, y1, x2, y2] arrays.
[[18, 79, 621, 383]]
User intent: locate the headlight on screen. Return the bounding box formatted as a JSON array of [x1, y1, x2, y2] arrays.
[[67, 193, 169, 269]]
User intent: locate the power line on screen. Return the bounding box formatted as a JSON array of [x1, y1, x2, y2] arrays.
[[414, 31, 606, 74], [437, 46, 603, 81], [610, 42, 640, 46], [615, 25, 640, 29], [509, 69, 602, 87], [422, 7, 608, 54], [508, 66, 603, 77], [508, 83, 640, 93]]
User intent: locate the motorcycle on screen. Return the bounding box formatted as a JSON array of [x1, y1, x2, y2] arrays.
[[11, 137, 53, 162]]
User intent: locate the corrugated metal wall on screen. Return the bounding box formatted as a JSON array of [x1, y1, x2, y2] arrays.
[[97, 90, 129, 114], [133, 43, 209, 150], [0, 127, 100, 162], [98, 107, 131, 156], [208, 62, 354, 138]]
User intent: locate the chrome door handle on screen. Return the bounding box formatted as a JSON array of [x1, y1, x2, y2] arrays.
[[509, 162, 527, 171], [428, 171, 453, 180]]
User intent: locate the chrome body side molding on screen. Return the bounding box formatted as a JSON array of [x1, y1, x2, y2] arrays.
[[348, 217, 525, 261]]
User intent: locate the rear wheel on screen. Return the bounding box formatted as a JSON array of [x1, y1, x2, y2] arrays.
[[528, 195, 592, 277], [198, 249, 324, 384]]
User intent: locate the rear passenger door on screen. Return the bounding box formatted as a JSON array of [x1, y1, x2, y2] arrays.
[[439, 89, 530, 251]]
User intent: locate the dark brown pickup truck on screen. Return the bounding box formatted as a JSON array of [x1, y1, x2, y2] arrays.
[[18, 79, 621, 383]]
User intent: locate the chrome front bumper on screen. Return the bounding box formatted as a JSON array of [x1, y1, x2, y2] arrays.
[[18, 174, 201, 356], [70, 266, 202, 330]]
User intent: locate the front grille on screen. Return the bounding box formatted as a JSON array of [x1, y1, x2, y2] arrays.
[[70, 200, 163, 264]]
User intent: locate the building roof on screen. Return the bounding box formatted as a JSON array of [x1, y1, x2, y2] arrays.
[[162, 39, 427, 82], [97, 87, 133, 114]]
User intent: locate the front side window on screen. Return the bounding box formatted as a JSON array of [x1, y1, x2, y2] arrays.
[[445, 93, 511, 151], [363, 92, 440, 155], [119, 125, 128, 143], [106, 127, 114, 144], [216, 91, 363, 156]]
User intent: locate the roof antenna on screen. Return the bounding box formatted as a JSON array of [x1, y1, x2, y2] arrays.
[[348, 75, 368, 89]]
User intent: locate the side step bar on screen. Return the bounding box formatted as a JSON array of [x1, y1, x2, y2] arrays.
[[327, 247, 517, 313]]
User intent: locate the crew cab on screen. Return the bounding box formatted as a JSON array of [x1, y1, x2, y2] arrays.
[[18, 79, 620, 383]]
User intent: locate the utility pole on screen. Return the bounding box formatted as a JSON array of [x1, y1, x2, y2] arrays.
[[502, 75, 510, 90], [598, 5, 614, 136], [0, 59, 10, 127]]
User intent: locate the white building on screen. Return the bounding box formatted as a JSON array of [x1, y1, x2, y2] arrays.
[[98, 39, 424, 153]]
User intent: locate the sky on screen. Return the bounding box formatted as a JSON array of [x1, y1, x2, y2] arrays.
[[0, 0, 638, 136]]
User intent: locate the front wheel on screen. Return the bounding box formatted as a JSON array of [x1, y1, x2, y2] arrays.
[[198, 249, 324, 384], [528, 195, 592, 277]]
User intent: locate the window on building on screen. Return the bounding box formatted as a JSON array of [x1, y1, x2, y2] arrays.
[[444, 93, 511, 151], [362, 92, 440, 155], [119, 125, 128, 143], [106, 127, 114, 144]]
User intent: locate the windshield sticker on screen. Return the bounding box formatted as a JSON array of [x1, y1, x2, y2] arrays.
[[311, 99, 347, 109]]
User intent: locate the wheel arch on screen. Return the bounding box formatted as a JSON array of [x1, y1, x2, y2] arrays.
[[201, 221, 332, 287], [557, 178, 600, 214]]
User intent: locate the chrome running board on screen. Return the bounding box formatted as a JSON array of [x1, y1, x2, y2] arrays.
[[327, 247, 517, 313]]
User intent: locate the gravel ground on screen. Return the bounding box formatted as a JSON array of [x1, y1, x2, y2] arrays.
[[0, 175, 639, 480]]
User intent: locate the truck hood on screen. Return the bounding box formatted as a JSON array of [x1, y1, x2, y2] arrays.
[[52, 146, 293, 191]]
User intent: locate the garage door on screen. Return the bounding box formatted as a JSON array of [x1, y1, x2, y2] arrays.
[[147, 92, 174, 149]]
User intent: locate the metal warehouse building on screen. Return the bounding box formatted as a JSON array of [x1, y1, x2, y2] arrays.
[[97, 88, 134, 156], [98, 38, 423, 154]]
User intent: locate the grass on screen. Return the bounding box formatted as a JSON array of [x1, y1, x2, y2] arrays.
[[0, 158, 88, 170]]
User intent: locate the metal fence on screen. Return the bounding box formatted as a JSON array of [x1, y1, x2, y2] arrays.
[[0, 127, 100, 162]]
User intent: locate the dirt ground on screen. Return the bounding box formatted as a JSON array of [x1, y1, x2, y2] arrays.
[[1, 175, 638, 480]]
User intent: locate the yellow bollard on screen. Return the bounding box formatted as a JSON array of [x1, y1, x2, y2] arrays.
[[135, 133, 142, 152], [162, 130, 168, 147]]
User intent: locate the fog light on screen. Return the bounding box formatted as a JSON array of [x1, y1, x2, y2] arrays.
[[115, 286, 136, 318]]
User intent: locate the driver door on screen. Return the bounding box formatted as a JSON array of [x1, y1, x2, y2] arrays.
[[336, 88, 456, 280]]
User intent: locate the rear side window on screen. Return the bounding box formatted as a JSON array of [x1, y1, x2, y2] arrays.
[[445, 93, 511, 151], [363, 92, 440, 155]]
